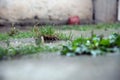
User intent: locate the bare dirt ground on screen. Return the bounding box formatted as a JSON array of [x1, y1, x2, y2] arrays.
[[0, 26, 120, 80]]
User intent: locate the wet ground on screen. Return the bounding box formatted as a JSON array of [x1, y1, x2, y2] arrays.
[[0, 26, 120, 80], [0, 53, 120, 80]]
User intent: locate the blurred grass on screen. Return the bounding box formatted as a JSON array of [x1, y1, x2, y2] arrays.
[[53, 23, 120, 31], [0, 23, 120, 41]]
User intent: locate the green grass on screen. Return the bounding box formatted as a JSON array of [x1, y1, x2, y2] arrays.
[[54, 23, 120, 31], [1, 23, 120, 41], [39, 26, 55, 36], [0, 23, 120, 59], [0, 33, 9, 41], [12, 31, 34, 38], [57, 31, 73, 40], [0, 44, 59, 60], [0, 27, 71, 41], [0, 31, 35, 41], [0, 23, 120, 41]]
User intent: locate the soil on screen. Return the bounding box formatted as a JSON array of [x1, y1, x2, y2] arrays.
[[41, 35, 59, 43]]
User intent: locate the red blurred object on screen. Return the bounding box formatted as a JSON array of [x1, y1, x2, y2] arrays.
[[68, 16, 80, 25]]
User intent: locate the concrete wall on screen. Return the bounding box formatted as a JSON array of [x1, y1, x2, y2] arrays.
[[0, 0, 93, 25], [118, 0, 120, 21], [94, 0, 117, 23]]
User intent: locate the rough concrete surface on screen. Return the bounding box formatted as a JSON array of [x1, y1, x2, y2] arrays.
[[0, 53, 120, 80]]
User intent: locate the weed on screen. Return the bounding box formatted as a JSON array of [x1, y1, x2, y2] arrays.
[[0, 44, 60, 60], [61, 33, 120, 56]]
